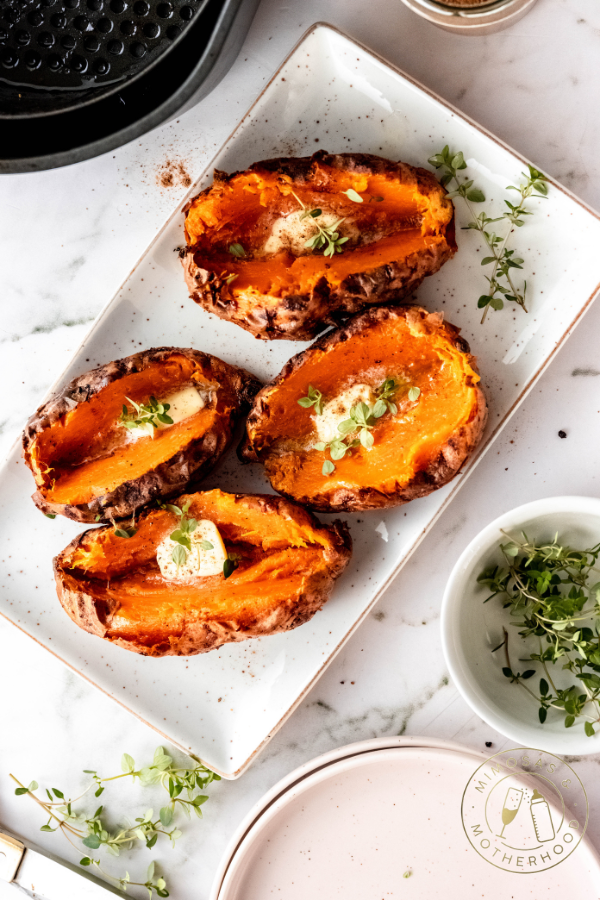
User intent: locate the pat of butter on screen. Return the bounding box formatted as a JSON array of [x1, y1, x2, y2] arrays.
[[261, 209, 359, 257], [314, 383, 373, 444], [157, 519, 227, 581], [124, 385, 209, 441], [158, 385, 207, 427]]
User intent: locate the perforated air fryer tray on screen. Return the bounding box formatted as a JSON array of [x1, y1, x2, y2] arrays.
[[0, 0, 205, 97], [1, 0, 260, 172]]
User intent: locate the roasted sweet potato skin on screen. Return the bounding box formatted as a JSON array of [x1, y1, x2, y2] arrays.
[[181, 151, 456, 340], [53, 490, 352, 657], [23, 348, 261, 524], [240, 305, 487, 512]]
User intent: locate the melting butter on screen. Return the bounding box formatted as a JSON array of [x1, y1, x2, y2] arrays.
[[314, 383, 374, 444], [124, 384, 211, 441], [158, 385, 207, 427], [261, 209, 359, 257], [157, 519, 227, 581]]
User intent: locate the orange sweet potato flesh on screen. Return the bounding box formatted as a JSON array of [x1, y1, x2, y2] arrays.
[[54, 490, 352, 657], [182, 152, 456, 340], [240, 306, 488, 512], [22, 348, 261, 523]]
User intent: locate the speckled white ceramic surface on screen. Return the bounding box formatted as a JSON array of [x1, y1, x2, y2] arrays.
[[2, 23, 600, 780], [215, 745, 600, 899]]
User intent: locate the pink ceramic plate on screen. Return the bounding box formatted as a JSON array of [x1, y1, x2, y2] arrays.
[[214, 742, 600, 899], [211, 734, 487, 899]]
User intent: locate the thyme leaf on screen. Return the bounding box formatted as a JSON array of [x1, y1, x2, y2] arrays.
[[343, 188, 363, 203], [172, 544, 187, 567]]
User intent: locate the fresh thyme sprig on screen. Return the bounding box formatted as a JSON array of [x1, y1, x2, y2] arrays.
[[290, 190, 355, 258], [334, 401, 380, 450], [120, 397, 173, 438], [11, 746, 221, 897], [304, 378, 420, 477], [298, 385, 324, 415], [375, 377, 399, 415], [428, 145, 548, 324], [228, 189, 363, 262], [162, 500, 201, 567], [478, 531, 600, 736], [161, 501, 239, 578]]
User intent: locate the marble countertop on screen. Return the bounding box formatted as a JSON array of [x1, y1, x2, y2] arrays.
[[2, 0, 600, 897]]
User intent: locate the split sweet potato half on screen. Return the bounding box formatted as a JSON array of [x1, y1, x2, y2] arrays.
[[240, 306, 487, 512], [181, 151, 456, 340], [23, 348, 261, 523], [54, 489, 352, 657]]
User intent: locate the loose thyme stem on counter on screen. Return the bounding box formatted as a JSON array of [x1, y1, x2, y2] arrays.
[[11, 746, 221, 896], [428, 146, 548, 323]]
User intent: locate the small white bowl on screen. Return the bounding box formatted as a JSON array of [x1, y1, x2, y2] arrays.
[[441, 496, 600, 754]]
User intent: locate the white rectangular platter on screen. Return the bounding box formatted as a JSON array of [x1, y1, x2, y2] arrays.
[[2, 23, 600, 779]]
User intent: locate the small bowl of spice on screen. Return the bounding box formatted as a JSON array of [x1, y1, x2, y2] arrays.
[[400, 0, 539, 35], [441, 496, 600, 754]]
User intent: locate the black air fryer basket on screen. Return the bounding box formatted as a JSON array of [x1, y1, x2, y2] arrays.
[[0, 0, 260, 171]]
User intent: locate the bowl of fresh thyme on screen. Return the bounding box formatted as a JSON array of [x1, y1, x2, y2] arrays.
[[441, 496, 600, 753]]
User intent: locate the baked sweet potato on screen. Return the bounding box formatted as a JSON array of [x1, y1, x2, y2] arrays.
[[23, 348, 261, 524], [53, 489, 352, 657], [240, 306, 487, 512], [181, 151, 456, 340]]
